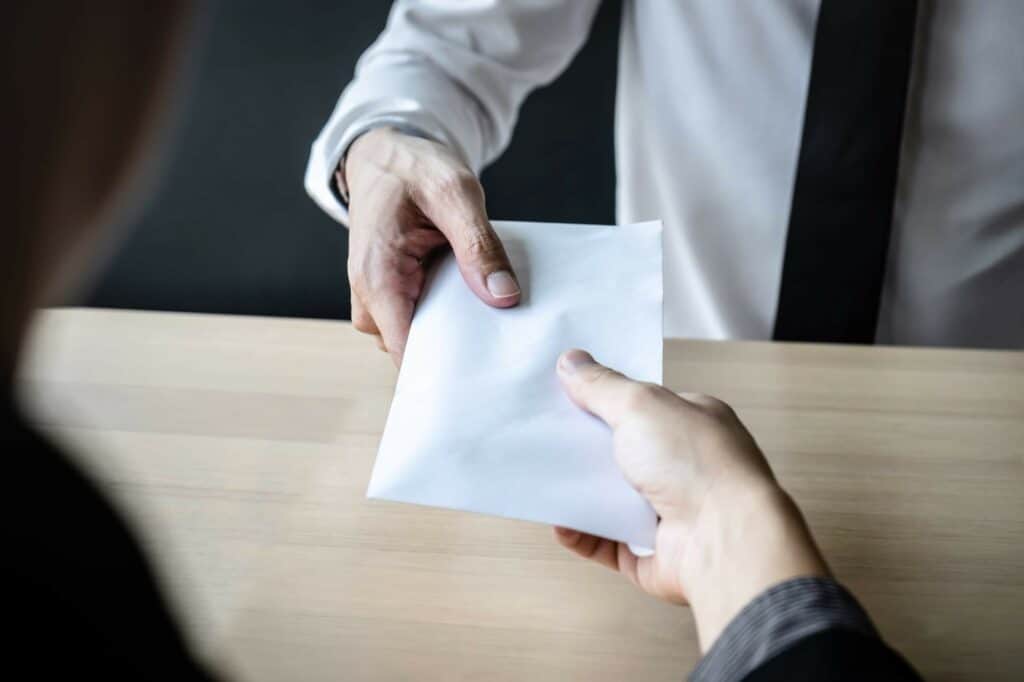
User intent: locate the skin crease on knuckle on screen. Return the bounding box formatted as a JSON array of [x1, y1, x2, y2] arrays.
[[429, 164, 480, 201], [577, 364, 619, 388], [417, 167, 491, 237], [621, 382, 668, 417], [461, 229, 503, 264], [408, 163, 475, 213]]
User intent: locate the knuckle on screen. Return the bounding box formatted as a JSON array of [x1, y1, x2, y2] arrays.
[[578, 365, 615, 387], [428, 166, 483, 204], [355, 258, 404, 297], [435, 168, 480, 198], [352, 313, 377, 334], [692, 411, 736, 450], [622, 382, 664, 414], [463, 230, 502, 262], [699, 395, 736, 421]]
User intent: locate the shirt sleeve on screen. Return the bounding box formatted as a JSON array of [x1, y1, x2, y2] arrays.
[[689, 577, 896, 682], [303, 0, 602, 225]]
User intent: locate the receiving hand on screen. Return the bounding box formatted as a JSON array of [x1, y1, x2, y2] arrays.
[[554, 349, 829, 651], [343, 127, 520, 364]]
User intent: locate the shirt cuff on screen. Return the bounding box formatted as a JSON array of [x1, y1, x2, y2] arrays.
[[689, 577, 878, 682]]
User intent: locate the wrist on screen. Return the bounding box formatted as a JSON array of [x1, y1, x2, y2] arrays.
[[681, 482, 830, 652], [344, 126, 396, 179], [342, 127, 412, 208]]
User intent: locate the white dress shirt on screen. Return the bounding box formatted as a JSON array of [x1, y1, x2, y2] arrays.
[[305, 0, 1024, 348]]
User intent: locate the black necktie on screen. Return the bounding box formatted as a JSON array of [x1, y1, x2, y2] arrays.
[[773, 1, 918, 344]]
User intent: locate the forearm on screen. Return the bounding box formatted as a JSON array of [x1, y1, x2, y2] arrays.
[[682, 483, 831, 651], [684, 484, 919, 681]]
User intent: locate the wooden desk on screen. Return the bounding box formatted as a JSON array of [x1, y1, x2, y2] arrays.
[[18, 308, 1024, 681]]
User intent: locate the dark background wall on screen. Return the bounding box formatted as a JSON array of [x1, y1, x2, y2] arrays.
[[82, 0, 621, 321]]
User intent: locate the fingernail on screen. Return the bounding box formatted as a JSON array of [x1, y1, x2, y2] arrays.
[[558, 349, 595, 375], [486, 270, 520, 298]]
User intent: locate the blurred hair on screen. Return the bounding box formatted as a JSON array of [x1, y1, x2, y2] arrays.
[[2, 2, 191, 383]]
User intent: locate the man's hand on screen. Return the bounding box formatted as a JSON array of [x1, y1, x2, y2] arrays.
[[553, 349, 830, 652], [342, 127, 520, 364]]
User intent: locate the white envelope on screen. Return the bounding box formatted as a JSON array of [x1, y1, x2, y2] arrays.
[[368, 220, 663, 552]]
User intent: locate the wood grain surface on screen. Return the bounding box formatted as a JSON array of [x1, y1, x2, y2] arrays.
[[17, 308, 1024, 681]]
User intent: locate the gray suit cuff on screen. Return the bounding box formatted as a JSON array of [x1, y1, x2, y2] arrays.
[[689, 577, 878, 682]]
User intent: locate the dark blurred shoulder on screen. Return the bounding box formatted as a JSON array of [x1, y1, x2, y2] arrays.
[[3, 400, 215, 680]]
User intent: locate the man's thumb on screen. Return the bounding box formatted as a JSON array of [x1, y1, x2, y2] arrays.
[[449, 221, 520, 308], [557, 349, 641, 428]]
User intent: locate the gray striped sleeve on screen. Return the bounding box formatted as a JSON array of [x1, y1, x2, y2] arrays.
[[689, 577, 877, 682]]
